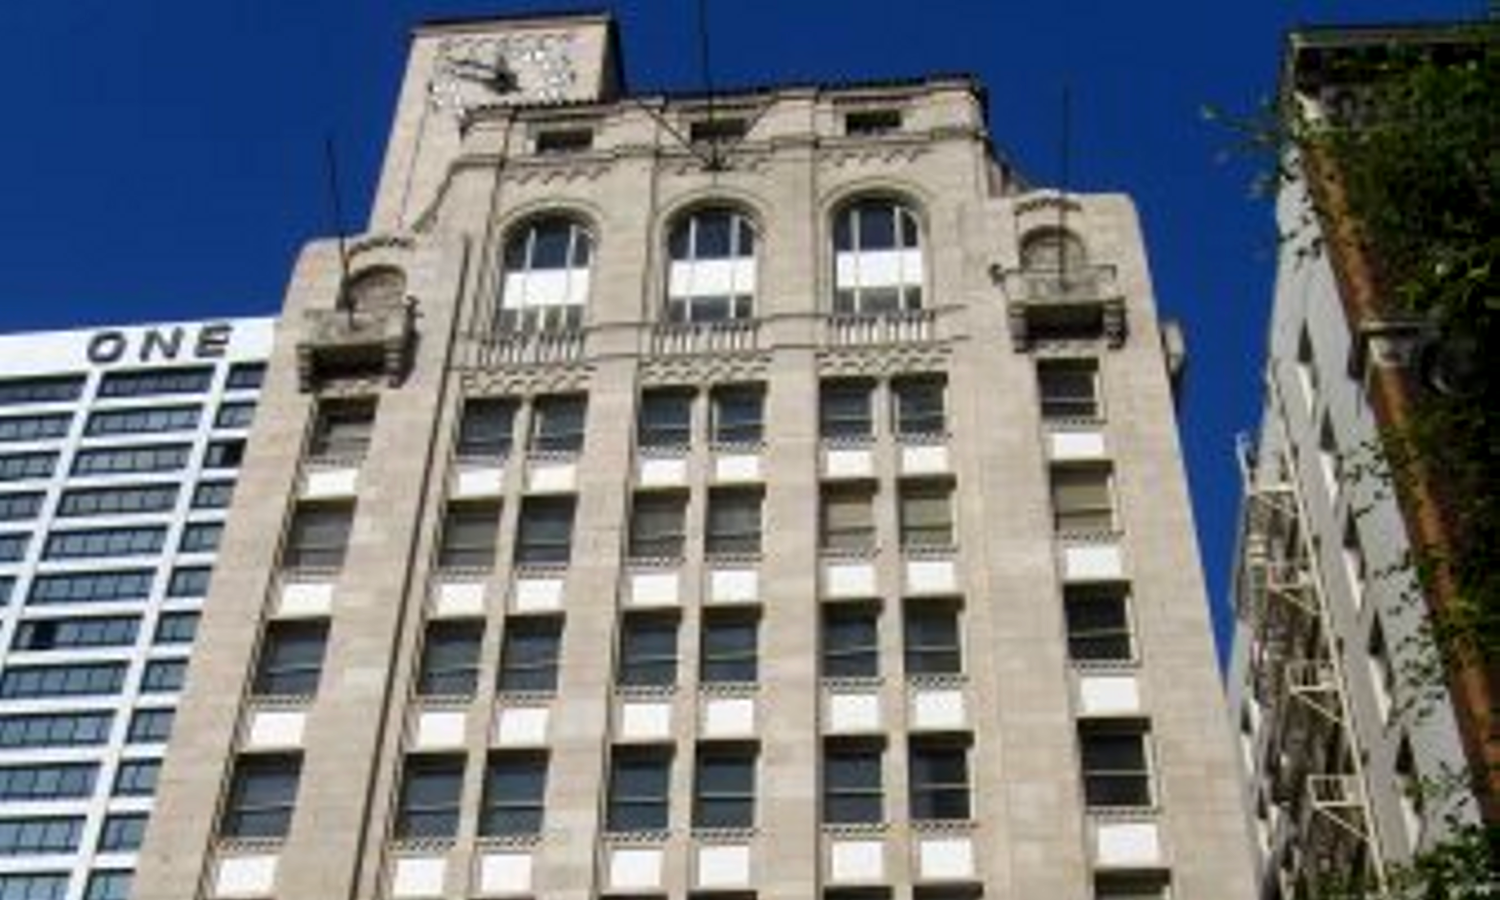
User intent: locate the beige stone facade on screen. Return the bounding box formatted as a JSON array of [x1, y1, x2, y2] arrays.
[[134, 12, 1254, 900]]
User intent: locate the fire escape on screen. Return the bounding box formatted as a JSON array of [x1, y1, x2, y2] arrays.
[[1235, 375, 1386, 899]]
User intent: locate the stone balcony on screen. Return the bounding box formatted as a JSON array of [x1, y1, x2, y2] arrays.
[[650, 319, 760, 356], [999, 264, 1126, 350], [297, 303, 415, 390], [821, 309, 936, 347]]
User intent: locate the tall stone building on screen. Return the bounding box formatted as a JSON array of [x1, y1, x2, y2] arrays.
[[0, 318, 271, 900], [135, 12, 1253, 900], [1225, 23, 1490, 900]]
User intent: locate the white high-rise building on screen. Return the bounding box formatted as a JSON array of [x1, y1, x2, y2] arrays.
[[0, 318, 272, 900]]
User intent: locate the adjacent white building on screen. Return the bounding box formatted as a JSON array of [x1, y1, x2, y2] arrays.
[[0, 318, 273, 900]]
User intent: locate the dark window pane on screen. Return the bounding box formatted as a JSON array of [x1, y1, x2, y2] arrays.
[[396, 756, 464, 839], [498, 617, 562, 693], [418, 622, 483, 698]]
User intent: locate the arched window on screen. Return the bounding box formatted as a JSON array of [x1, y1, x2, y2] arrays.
[[665, 207, 757, 322], [1021, 228, 1088, 273], [499, 216, 593, 332], [832, 198, 923, 315], [342, 266, 405, 313]]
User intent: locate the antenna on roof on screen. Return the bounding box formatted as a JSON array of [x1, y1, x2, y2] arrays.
[[623, 0, 731, 172], [324, 135, 354, 324], [696, 0, 724, 171], [1058, 84, 1072, 278]]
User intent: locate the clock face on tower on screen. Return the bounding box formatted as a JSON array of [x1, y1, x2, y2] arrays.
[[429, 31, 579, 113]]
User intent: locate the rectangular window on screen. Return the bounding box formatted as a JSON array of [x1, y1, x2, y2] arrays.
[[0, 817, 83, 856], [0, 450, 58, 482], [28, 569, 154, 606], [480, 752, 548, 836], [1037, 359, 1100, 419], [221, 754, 300, 838], [203, 438, 246, 469], [437, 501, 500, 570], [700, 613, 758, 684], [515, 496, 575, 566], [0, 873, 69, 899], [1318, 415, 1340, 499], [12, 616, 140, 651], [192, 479, 236, 509], [0, 374, 84, 407], [179, 522, 224, 554], [1094, 874, 1169, 900], [706, 488, 762, 556], [821, 484, 876, 553], [694, 746, 756, 829], [98, 813, 148, 852], [417, 621, 483, 698], [113, 759, 160, 797], [0, 576, 10, 606], [607, 749, 671, 833], [0, 712, 113, 749], [98, 366, 213, 398], [909, 741, 971, 821], [84, 405, 200, 437], [226, 362, 266, 390], [396, 755, 464, 839], [618, 614, 678, 688], [0, 412, 71, 443], [166, 565, 212, 598], [1368, 618, 1394, 723], [498, 617, 562, 693], [899, 482, 954, 548], [283, 504, 354, 569], [530, 395, 587, 453], [127, 708, 175, 743], [0, 663, 127, 699], [0, 763, 98, 800], [535, 126, 594, 154], [823, 743, 883, 824], [0, 533, 25, 563], [154, 611, 200, 644], [1050, 466, 1114, 532], [893, 376, 946, 436], [904, 602, 962, 675], [43, 525, 167, 560], [688, 115, 748, 143], [822, 604, 879, 679], [0, 491, 44, 521], [215, 401, 256, 429], [57, 483, 180, 517], [629, 492, 688, 559], [638, 389, 694, 448], [253, 620, 329, 697], [1295, 326, 1319, 411], [309, 399, 376, 460], [711, 384, 764, 445], [820, 380, 874, 439], [1343, 518, 1366, 607], [87, 870, 135, 898], [1064, 586, 1133, 662], [72, 443, 189, 476], [141, 659, 187, 693], [457, 398, 516, 459], [845, 108, 903, 135], [1079, 722, 1153, 808]]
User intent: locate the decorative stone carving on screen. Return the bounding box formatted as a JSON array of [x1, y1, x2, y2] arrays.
[[461, 364, 593, 397], [639, 352, 770, 386], [817, 343, 952, 378]]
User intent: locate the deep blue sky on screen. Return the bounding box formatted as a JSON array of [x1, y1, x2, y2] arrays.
[[0, 0, 1481, 658]]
